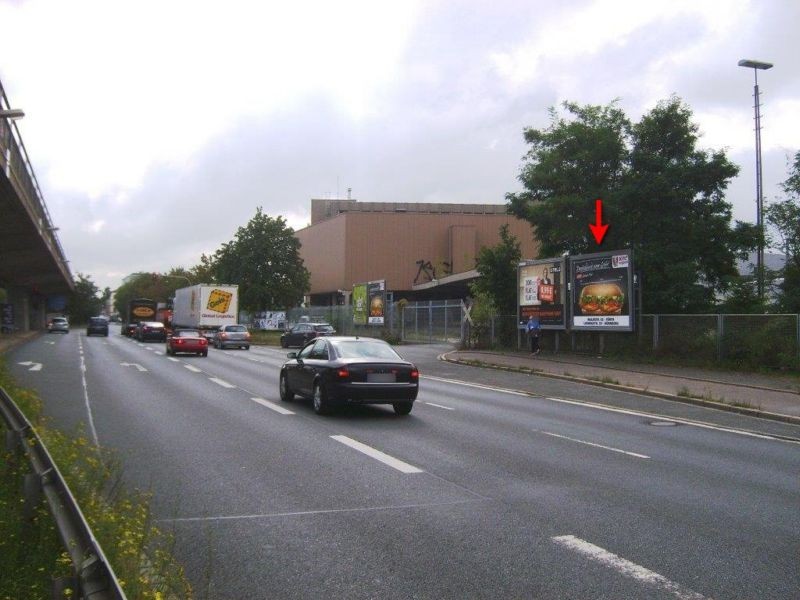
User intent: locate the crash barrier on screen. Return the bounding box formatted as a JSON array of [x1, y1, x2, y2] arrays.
[[0, 386, 127, 600]]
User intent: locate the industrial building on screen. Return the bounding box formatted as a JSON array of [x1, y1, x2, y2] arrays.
[[295, 199, 539, 305]]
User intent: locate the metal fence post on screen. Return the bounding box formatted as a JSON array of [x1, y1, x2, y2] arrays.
[[653, 314, 659, 351], [717, 314, 724, 362], [428, 301, 433, 343]]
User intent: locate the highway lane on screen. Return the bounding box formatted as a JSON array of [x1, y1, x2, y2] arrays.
[[7, 329, 800, 599]]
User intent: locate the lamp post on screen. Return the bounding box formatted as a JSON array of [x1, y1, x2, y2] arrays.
[[0, 108, 25, 119], [738, 58, 773, 303]]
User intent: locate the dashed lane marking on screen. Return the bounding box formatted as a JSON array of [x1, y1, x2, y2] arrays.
[[331, 435, 423, 474], [251, 397, 295, 415], [210, 377, 236, 389]]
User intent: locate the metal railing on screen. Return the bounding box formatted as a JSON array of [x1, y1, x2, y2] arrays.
[[1, 386, 126, 600]]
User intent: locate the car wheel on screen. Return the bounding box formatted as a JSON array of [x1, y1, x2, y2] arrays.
[[312, 381, 329, 414], [279, 373, 294, 402], [201, 351, 208, 357], [393, 402, 413, 416], [280, 338, 287, 348], [243, 345, 249, 350]]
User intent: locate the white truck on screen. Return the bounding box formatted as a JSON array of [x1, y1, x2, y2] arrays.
[[172, 284, 239, 338]]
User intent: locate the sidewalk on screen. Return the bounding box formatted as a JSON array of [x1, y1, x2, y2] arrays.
[[442, 349, 800, 425], [0, 330, 40, 356]]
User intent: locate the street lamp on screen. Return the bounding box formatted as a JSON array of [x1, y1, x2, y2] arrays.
[[0, 108, 25, 119], [738, 58, 773, 303]]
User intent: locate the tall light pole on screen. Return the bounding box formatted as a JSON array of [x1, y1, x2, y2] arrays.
[[738, 58, 773, 303]]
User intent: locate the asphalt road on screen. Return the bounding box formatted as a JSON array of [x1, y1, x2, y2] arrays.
[[8, 327, 800, 599]]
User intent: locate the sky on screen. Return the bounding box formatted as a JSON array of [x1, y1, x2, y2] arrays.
[[1, 0, 798, 292]]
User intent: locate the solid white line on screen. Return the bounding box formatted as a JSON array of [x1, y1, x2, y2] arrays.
[[425, 402, 455, 411], [251, 397, 295, 415], [331, 435, 423, 473], [552, 535, 708, 599], [184, 365, 202, 373], [210, 377, 236, 388], [77, 336, 100, 446], [538, 431, 650, 459], [422, 375, 796, 444]]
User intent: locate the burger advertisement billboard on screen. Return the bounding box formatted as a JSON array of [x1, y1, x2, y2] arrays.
[[569, 249, 634, 331], [518, 258, 566, 330], [367, 280, 386, 325]]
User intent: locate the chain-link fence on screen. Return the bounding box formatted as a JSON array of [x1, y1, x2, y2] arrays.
[[252, 301, 799, 369]]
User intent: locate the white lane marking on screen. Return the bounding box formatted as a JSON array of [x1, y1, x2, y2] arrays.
[[145, 346, 153, 351], [77, 336, 100, 446], [167, 357, 180, 363], [137, 343, 146, 347], [154, 351, 163, 355], [184, 365, 202, 373], [120, 362, 147, 372], [251, 397, 295, 415], [331, 435, 423, 474], [425, 402, 455, 411], [552, 535, 708, 600], [210, 377, 236, 388], [17, 361, 43, 371], [422, 375, 798, 445], [538, 431, 650, 459]]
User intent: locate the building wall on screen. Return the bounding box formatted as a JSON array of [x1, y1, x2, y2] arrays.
[[296, 209, 538, 295]]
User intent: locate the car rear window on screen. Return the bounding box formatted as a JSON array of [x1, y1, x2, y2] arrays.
[[226, 325, 247, 332], [176, 330, 200, 337], [89, 318, 106, 324], [314, 325, 334, 332], [331, 340, 401, 360]]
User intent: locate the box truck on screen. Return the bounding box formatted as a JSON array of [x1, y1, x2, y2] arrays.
[[172, 284, 239, 338], [124, 298, 158, 336]]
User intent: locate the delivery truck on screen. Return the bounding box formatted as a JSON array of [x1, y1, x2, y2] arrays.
[[172, 284, 239, 338], [124, 298, 157, 336]]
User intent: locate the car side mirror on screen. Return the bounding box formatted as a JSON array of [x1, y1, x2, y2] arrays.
[[287, 351, 298, 359]]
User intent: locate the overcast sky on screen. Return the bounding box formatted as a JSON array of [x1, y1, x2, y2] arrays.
[[1, 0, 798, 292]]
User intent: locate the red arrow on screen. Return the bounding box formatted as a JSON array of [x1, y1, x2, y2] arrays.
[[588, 198, 609, 245]]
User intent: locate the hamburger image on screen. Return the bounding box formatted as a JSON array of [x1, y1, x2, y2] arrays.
[[578, 282, 624, 315]]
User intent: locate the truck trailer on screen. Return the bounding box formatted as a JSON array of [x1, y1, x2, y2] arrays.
[[172, 284, 239, 338], [124, 298, 157, 336]]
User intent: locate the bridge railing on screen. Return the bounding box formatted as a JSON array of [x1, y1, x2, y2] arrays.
[[0, 78, 71, 281]]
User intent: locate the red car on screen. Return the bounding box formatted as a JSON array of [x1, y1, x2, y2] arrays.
[[166, 329, 208, 356]]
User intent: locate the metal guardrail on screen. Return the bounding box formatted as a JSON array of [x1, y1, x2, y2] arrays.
[[1, 386, 127, 600]]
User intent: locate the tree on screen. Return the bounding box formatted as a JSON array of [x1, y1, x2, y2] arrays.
[[766, 150, 800, 311], [212, 207, 310, 311], [68, 273, 103, 322], [507, 97, 757, 313], [469, 224, 521, 315]]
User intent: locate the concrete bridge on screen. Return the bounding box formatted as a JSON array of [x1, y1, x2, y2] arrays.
[[1, 78, 73, 332]]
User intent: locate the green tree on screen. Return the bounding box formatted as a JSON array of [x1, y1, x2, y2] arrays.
[[212, 207, 309, 311], [469, 225, 522, 315], [68, 273, 103, 322], [507, 97, 757, 313], [766, 150, 800, 311]]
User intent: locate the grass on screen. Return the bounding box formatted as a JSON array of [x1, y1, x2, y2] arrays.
[[0, 357, 193, 600], [586, 375, 621, 385]]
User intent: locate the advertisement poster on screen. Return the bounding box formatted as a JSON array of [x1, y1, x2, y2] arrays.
[[1, 303, 13, 332], [518, 258, 566, 329], [352, 283, 368, 325], [569, 249, 634, 331], [367, 280, 386, 325]]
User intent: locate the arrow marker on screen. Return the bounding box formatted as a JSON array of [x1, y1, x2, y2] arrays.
[[588, 198, 609, 245], [120, 362, 148, 372], [18, 361, 43, 371]]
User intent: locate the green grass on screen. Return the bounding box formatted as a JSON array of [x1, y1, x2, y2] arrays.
[[0, 357, 193, 599]]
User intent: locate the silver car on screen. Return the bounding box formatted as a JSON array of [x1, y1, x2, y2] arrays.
[[213, 324, 251, 350], [47, 317, 69, 333]]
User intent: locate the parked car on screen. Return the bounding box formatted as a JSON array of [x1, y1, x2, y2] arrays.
[[123, 323, 138, 337], [213, 324, 251, 350], [47, 317, 69, 334], [279, 322, 335, 348], [86, 316, 109, 337], [166, 329, 208, 356], [136, 321, 167, 342], [279, 336, 419, 415]]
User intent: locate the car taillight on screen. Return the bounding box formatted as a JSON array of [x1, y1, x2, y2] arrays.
[[245, 332, 251, 339], [337, 368, 350, 379], [220, 333, 227, 339], [200, 339, 207, 345], [410, 369, 419, 379], [176, 339, 184, 345]]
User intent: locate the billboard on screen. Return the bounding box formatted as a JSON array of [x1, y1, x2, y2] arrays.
[[367, 280, 386, 325], [518, 258, 567, 330], [569, 249, 634, 331], [353, 283, 368, 325]]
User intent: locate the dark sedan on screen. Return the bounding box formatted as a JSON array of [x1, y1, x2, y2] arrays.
[[280, 322, 335, 348], [279, 336, 419, 415], [86, 316, 109, 337], [135, 321, 167, 342], [166, 329, 208, 356]]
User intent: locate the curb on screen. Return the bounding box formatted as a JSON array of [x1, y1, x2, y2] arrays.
[[440, 352, 800, 428]]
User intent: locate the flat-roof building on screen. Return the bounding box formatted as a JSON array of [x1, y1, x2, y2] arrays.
[[295, 199, 539, 304]]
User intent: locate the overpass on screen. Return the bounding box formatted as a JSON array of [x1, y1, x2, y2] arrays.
[[1, 78, 73, 332]]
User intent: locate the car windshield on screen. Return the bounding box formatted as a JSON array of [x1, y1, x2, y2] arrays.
[[331, 340, 402, 360], [176, 330, 200, 337], [226, 326, 247, 332]]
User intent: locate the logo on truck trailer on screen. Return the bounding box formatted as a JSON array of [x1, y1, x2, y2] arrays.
[[132, 306, 156, 318], [207, 289, 233, 314]]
